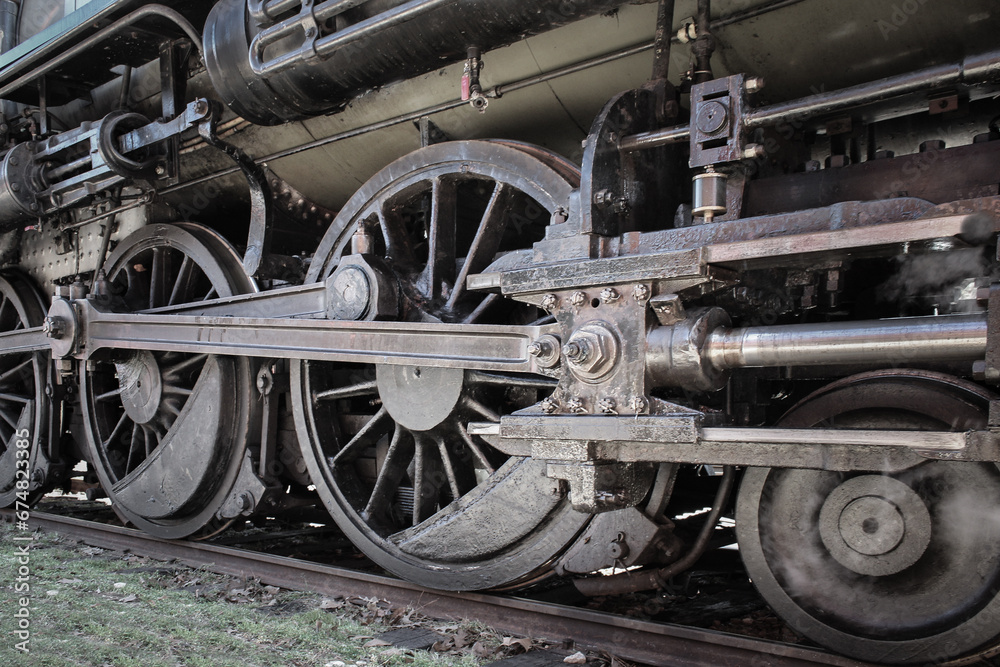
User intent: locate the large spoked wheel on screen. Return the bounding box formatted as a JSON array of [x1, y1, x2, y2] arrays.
[[737, 370, 1000, 664], [0, 272, 50, 507], [80, 223, 257, 538], [293, 141, 591, 590]]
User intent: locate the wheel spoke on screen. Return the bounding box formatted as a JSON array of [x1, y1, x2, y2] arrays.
[[466, 370, 557, 389], [95, 387, 123, 402], [457, 424, 495, 475], [411, 434, 438, 525], [0, 358, 31, 385], [461, 395, 501, 422], [315, 379, 378, 402], [420, 177, 458, 300], [0, 392, 30, 404], [161, 353, 208, 378], [363, 424, 414, 520], [447, 182, 512, 310], [149, 247, 167, 309], [461, 293, 498, 324], [435, 436, 462, 500], [167, 255, 195, 307], [332, 406, 391, 465], [103, 413, 129, 449], [126, 422, 142, 472], [0, 406, 19, 430]]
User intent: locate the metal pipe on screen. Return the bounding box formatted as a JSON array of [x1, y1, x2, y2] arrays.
[[0, 5, 203, 102], [574, 466, 735, 596], [162, 40, 657, 195], [650, 0, 675, 81], [705, 313, 987, 370], [621, 48, 1000, 153]]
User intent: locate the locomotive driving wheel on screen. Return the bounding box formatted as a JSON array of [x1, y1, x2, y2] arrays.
[[0, 272, 50, 507], [737, 370, 1000, 665], [80, 223, 257, 538], [293, 141, 592, 590]]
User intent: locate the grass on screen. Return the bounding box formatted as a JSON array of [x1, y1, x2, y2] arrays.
[[0, 520, 490, 667]]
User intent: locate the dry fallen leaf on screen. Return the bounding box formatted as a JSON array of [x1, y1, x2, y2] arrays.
[[57, 578, 82, 584], [472, 641, 493, 658], [363, 639, 392, 648], [120, 594, 138, 603]]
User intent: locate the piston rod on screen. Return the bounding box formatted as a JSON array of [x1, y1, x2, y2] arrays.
[[704, 313, 987, 370]]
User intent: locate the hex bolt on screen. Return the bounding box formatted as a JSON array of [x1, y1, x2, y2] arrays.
[[42, 316, 64, 339], [743, 143, 766, 160], [236, 492, 254, 512], [570, 291, 587, 307], [600, 287, 620, 304], [629, 396, 648, 413], [744, 76, 765, 94], [632, 284, 650, 303], [562, 340, 588, 363], [540, 397, 559, 414], [566, 396, 586, 414], [528, 342, 543, 357], [598, 397, 617, 415], [541, 294, 559, 312]]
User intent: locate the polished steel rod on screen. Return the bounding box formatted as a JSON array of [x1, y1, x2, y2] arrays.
[[705, 313, 987, 370]]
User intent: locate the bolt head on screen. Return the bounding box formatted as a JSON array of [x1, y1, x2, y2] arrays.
[[744, 76, 765, 94], [598, 398, 617, 414], [632, 284, 650, 303], [540, 397, 558, 414], [528, 342, 543, 357], [541, 294, 559, 312], [570, 291, 587, 307], [629, 396, 648, 413], [600, 287, 620, 304]]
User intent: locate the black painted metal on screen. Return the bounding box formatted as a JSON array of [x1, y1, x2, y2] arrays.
[[203, 0, 636, 124]]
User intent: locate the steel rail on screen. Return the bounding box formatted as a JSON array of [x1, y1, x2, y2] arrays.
[[7, 509, 873, 667]]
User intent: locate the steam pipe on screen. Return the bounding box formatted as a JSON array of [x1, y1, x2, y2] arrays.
[[650, 0, 675, 82], [620, 48, 1000, 152], [705, 313, 987, 370]]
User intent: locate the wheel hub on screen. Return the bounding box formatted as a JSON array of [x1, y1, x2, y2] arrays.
[[818, 474, 931, 576], [376, 365, 464, 432], [115, 350, 163, 425]]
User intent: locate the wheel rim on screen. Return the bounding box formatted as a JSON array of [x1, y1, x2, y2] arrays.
[[293, 141, 591, 590], [0, 272, 48, 507], [80, 223, 256, 538], [736, 370, 1000, 664]]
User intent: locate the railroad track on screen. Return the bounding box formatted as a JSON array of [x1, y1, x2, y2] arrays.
[[5, 509, 874, 667]]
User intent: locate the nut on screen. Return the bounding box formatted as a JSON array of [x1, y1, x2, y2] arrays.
[[598, 398, 617, 415], [564, 322, 619, 381], [42, 316, 64, 339], [600, 287, 620, 304], [744, 76, 765, 94], [632, 284, 650, 303], [742, 143, 766, 160], [629, 396, 648, 414], [540, 397, 559, 414], [566, 396, 586, 414], [541, 294, 559, 312], [570, 291, 587, 307], [530, 334, 562, 369]]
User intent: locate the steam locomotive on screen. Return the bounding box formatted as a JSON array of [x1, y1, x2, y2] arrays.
[[2, 0, 1000, 663]]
